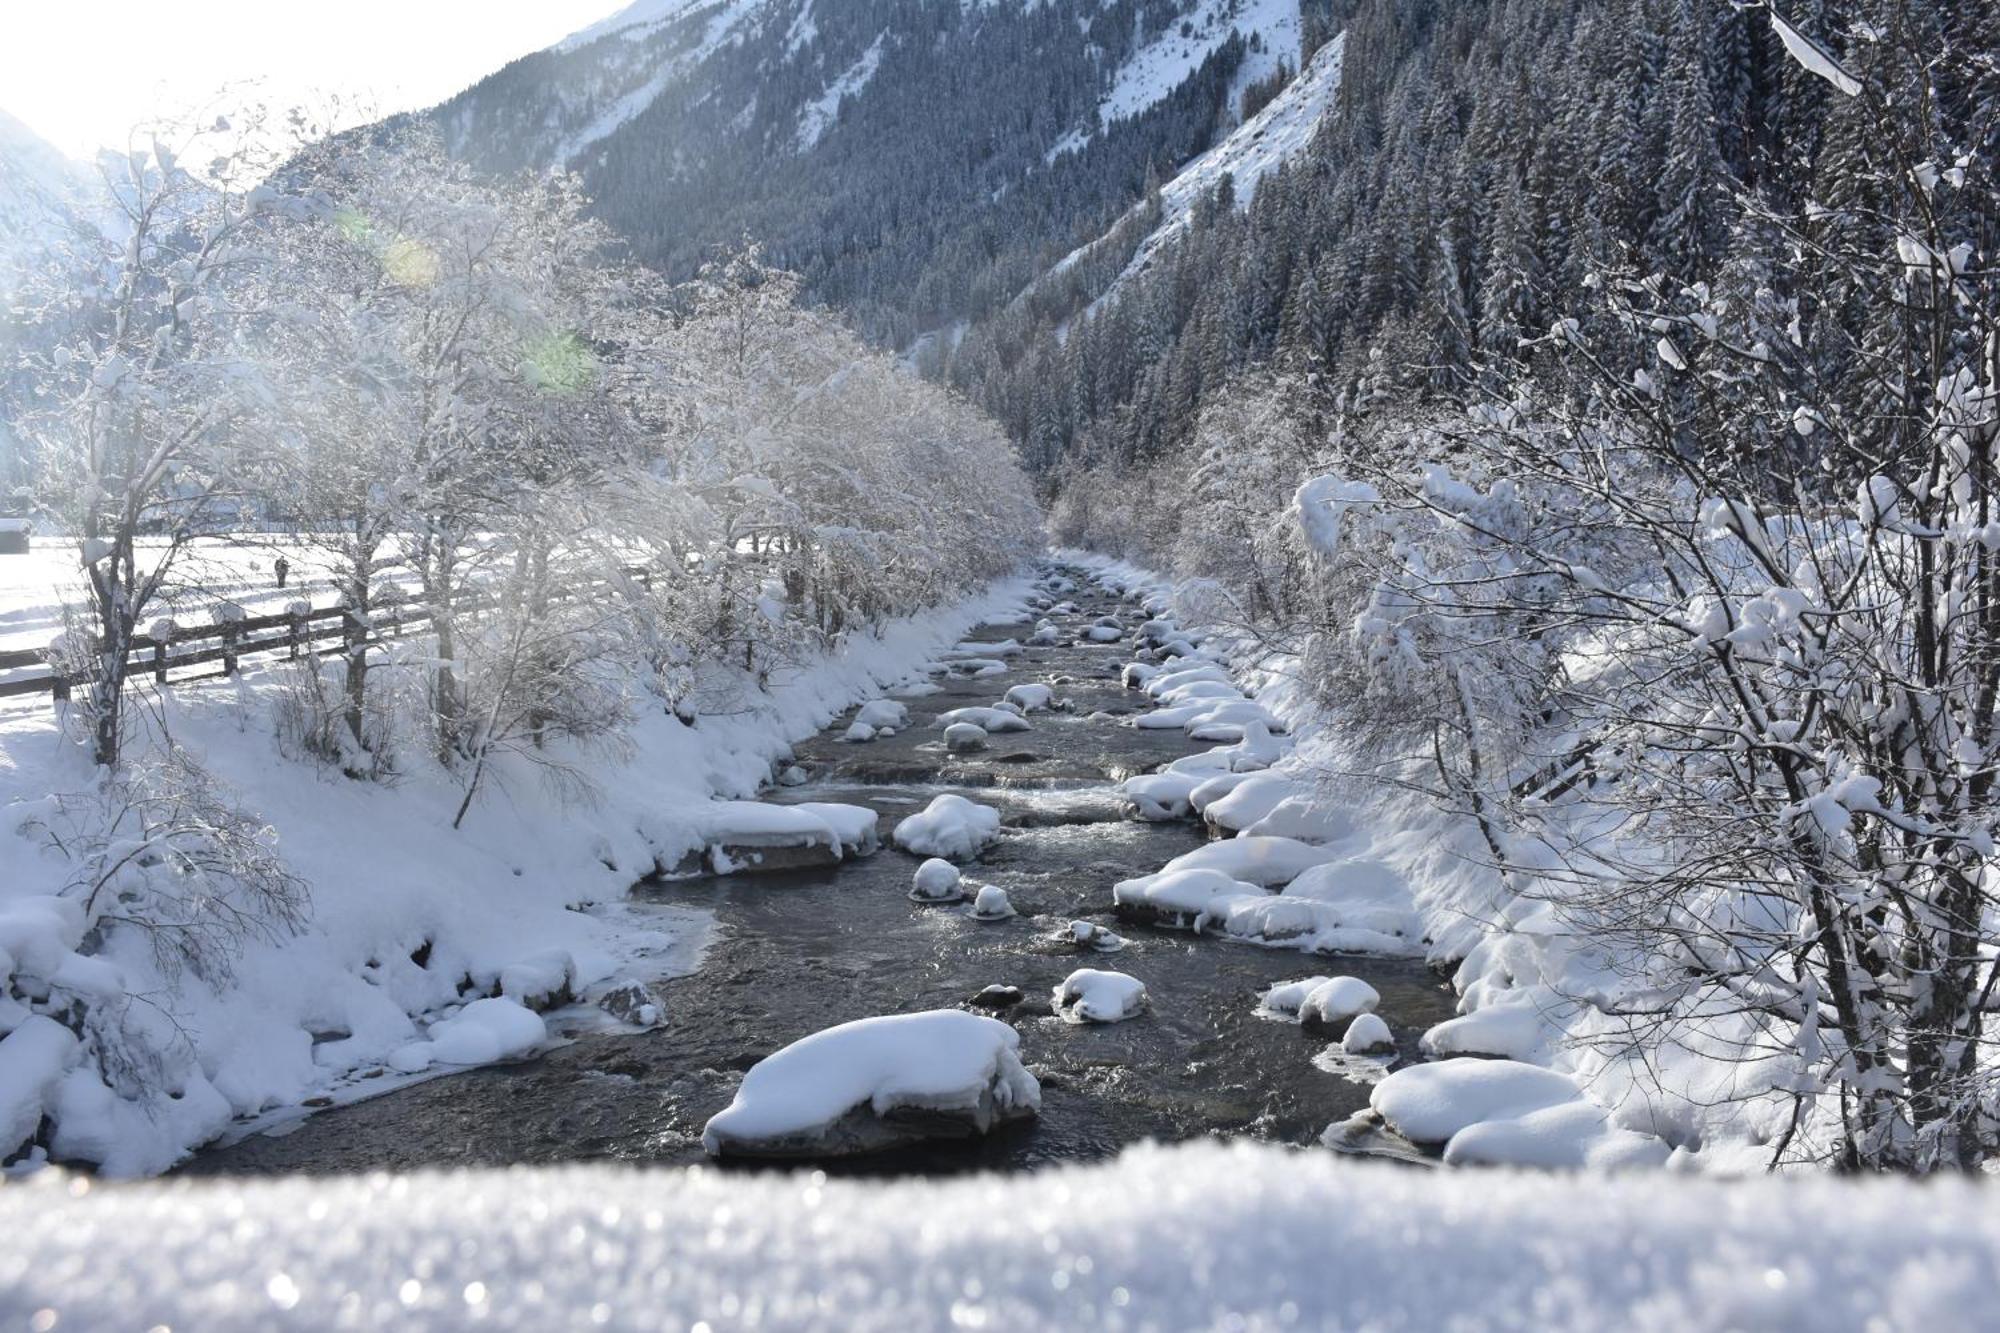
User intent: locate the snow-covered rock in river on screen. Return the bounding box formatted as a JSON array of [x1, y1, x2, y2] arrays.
[[1443, 1099, 1671, 1171], [853, 699, 909, 731], [894, 795, 1003, 860], [843, 722, 878, 743], [596, 980, 664, 1029], [391, 997, 546, 1072], [1298, 976, 1379, 1029], [1159, 836, 1338, 889], [970, 885, 1016, 921], [700, 1010, 1040, 1158], [1422, 995, 1557, 1063], [1259, 976, 1335, 1017], [1084, 624, 1124, 643], [1052, 968, 1148, 1023], [1364, 1059, 1666, 1169], [937, 706, 1030, 734], [1120, 770, 1203, 820], [910, 858, 966, 903], [1341, 1012, 1395, 1055], [689, 800, 879, 875], [1004, 683, 1054, 712], [1113, 867, 1262, 930], [943, 722, 989, 753], [1064, 920, 1126, 953], [1210, 858, 1424, 956]]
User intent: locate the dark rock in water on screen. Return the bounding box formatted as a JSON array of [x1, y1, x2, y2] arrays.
[[970, 984, 1024, 1009], [708, 841, 845, 875], [598, 981, 664, 1028], [995, 751, 1042, 764]]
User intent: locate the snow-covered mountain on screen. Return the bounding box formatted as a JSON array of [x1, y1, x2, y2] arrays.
[[435, 0, 1338, 345], [0, 108, 95, 283], [1043, 29, 1345, 315]]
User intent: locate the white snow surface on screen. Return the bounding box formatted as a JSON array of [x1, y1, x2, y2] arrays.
[[892, 794, 1003, 860], [1087, 0, 1304, 140], [9, 1141, 2000, 1330], [700, 1009, 1038, 1155], [796, 34, 886, 150], [1052, 968, 1147, 1023], [1048, 31, 1346, 309]]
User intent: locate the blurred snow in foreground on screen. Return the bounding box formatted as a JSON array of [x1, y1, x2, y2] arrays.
[[4, 1141, 1997, 1331]]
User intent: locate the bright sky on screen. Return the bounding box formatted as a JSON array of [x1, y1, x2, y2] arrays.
[[0, 2, 628, 160]]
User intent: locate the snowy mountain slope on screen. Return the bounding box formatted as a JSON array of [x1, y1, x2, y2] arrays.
[[1051, 0, 1305, 160], [795, 32, 885, 152], [0, 108, 94, 278], [1120, 30, 1342, 279], [1041, 30, 1344, 310], [431, 0, 1312, 343]]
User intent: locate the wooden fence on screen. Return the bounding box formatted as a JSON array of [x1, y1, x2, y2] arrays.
[[0, 569, 660, 703]]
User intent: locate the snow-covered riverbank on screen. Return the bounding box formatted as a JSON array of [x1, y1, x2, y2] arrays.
[[7, 1139, 1995, 1331], [1067, 552, 1787, 1171], [0, 575, 1036, 1174]]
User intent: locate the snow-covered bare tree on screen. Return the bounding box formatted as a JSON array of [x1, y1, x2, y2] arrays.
[[13, 115, 290, 766]]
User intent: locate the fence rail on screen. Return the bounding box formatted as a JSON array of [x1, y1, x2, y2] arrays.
[[0, 569, 658, 703]]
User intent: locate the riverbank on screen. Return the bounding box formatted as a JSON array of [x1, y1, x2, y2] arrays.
[[0, 575, 1039, 1175]]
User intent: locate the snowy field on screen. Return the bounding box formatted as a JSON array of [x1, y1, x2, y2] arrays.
[[5, 1141, 1995, 1331], [0, 535, 410, 659]]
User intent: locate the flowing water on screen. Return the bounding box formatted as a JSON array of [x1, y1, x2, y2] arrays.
[[185, 568, 1457, 1177]]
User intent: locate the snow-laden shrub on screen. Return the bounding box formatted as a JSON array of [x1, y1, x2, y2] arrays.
[[17, 746, 309, 984]]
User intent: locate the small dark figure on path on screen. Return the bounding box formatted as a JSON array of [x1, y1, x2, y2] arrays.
[[274, 556, 290, 589]]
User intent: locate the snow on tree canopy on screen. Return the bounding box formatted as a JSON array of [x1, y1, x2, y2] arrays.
[[1292, 476, 1380, 558], [1769, 8, 1863, 97]]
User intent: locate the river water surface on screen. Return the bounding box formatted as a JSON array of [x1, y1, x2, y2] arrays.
[[187, 567, 1456, 1177]]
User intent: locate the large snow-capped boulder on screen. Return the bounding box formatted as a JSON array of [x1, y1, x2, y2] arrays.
[[1342, 1012, 1396, 1055], [1208, 858, 1424, 956], [1052, 969, 1148, 1023], [1120, 770, 1204, 821], [853, 699, 909, 731], [1159, 836, 1339, 889], [1369, 1059, 1584, 1147], [1112, 867, 1262, 930], [701, 1011, 1040, 1158], [1296, 977, 1381, 1033], [894, 795, 1003, 860], [689, 800, 879, 875]]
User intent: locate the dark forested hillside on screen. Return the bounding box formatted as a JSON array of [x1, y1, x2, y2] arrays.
[[951, 0, 2000, 476]]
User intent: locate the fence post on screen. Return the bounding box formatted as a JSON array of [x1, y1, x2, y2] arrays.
[[344, 606, 366, 670], [287, 600, 310, 659], [149, 618, 173, 686], [214, 603, 246, 677]]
